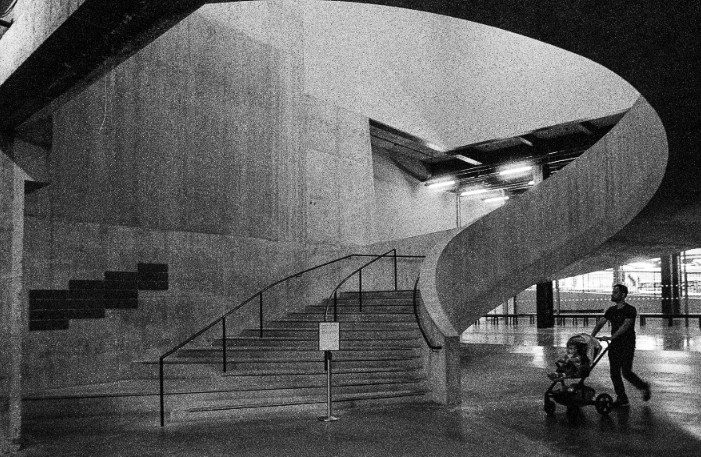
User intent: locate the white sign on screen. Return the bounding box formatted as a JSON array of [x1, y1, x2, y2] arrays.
[[318, 322, 340, 351]]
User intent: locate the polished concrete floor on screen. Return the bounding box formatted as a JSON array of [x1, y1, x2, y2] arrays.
[[15, 321, 701, 456]]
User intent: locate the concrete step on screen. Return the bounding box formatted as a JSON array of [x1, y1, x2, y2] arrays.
[[23, 380, 427, 420], [210, 337, 421, 349], [240, 328, 420, 339], [133, 359, 422, 378], [166, 379, 426, 409], [337, 290, 415, 299], [264, 320, 417, 330], [306, 304, 414, 314], [176, 347, 420, 361], [170, 388, 428, 423], [142, 357, 422, 374], [283, 312, 416, 322]]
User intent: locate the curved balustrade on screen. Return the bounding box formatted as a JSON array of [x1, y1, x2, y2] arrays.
[[412, 276, 442, 350], [420, 97, 668, 337]]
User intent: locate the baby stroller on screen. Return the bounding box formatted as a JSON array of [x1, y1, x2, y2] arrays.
[[543, 334, 613, 420]]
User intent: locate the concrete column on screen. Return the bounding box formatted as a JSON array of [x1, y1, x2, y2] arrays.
[[1, 148, 25, 454], [536, 282, 555, 328], [533, 162, 554, 328], [661, 253, 681, 321], [426, 335, 461, 407]]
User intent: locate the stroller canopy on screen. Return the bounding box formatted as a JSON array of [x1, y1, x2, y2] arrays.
[[567, 333, 602, 362]]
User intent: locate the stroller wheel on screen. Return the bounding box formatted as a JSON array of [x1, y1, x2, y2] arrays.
[[544, 395, 556, 415], [595, 393, 614, 415]]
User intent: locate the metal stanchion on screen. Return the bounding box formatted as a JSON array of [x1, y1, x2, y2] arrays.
[[318, 350, 338, 422]]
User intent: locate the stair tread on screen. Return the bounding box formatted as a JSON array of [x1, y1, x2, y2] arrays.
[[177, 388, 428, 412], [27, 377, 426, 400]]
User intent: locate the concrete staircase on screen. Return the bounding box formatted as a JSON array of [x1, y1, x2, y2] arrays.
[[150, 290, 428, 422]]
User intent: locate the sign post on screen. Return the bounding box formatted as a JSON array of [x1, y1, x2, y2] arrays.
[[318, 322, 340, 422]]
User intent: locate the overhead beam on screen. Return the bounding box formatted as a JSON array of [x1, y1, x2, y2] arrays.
[[0, 0, 205, 132]]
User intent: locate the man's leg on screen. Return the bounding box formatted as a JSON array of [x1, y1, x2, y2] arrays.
[[620, 343, 651, 400], [608, 347, 627, 403]]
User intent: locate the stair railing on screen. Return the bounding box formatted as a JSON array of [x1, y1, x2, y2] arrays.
[[158, 250, 422, 426], [323, 249, 425, 322], [412, 276, 443, 350]]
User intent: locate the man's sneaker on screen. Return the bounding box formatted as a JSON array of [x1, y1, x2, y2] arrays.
[[642, 383, 651, 402], [612, 398, 630, 408]]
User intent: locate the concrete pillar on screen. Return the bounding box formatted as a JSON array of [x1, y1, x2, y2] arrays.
[[1, 143, 26, 453], [661, 253, 681, 323], [533, 163, 554, 328], [536, 281, 555, 328], [426, 335, 461, 407]]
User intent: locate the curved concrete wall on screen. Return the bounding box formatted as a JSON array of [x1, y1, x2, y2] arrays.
[[420, 96, 667, 335]]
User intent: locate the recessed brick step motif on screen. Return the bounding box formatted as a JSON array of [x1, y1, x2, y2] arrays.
[[28, 263, 168, 331], [155, 289, 428, 422]]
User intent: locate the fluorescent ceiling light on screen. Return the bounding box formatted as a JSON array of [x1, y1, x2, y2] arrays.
[[461, 188, 490, 197], [499, 165, 532, 176], [425, 142, 445, 152], [426, 179, 456, 189], [484, 196, 509, 203], [454, 154, 482, 165], [518, 137, 534, 147]]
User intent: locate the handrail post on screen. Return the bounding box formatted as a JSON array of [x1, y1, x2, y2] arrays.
[[159, 358, 165, 427], [359, 269, 363, 312], [259, 293, 264, 338], [393, 249, 398, 290], [334, 290, 338, 321], [222, 317, 227, 373]]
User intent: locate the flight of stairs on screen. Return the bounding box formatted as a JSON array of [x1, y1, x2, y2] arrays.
[[150, 290, 428, 422], [28, 263, 168, 331]]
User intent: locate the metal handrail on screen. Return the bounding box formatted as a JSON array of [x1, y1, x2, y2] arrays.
[[158, 251, 422, 426], [324, 249, 423, 321], [412, 276, 443, 350]]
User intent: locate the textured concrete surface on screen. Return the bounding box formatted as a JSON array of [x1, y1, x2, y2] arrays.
[[13, 324, 701, 456], [0, 154, 27, 452]]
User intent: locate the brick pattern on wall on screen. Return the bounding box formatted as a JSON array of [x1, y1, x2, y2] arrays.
[[28, 263, 168, 331]]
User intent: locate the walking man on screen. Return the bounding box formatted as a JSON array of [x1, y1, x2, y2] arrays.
[[591, 283, 651, 407]]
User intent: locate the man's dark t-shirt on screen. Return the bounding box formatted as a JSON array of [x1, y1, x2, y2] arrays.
[[604, 303, 637, 345]]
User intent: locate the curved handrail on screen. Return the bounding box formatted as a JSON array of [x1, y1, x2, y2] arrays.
[[323, 249, 406, 321], [160, 253, 400, 361], [412, 276, 442, 350]]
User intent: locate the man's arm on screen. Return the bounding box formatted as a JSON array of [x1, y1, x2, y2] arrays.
[[591, 316, 608, 337]]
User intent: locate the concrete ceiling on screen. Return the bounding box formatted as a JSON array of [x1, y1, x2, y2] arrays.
[[199, 1, 639, 149], [0, 0, 698, 274]]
